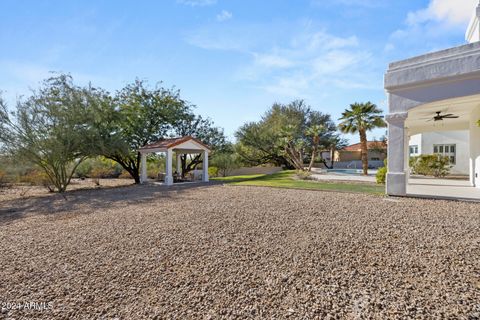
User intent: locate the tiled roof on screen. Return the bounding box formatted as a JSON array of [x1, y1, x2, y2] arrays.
[[342, 141, 387, 152], [139, 136, 210, 151]]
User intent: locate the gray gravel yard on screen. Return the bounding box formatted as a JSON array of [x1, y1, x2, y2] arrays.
[[0, 184, 479, 319]]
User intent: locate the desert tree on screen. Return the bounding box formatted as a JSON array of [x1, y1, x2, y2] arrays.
[[93, 80, 190, 184], [0, 74, 100, 192], [173, 113, 228, 178], [236, 100, 337, 170], [305, 124, 325, 171]]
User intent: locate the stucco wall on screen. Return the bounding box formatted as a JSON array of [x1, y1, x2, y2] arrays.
[[409, 131, 469, 175], [227, 166, 283, 176], [336, 150, 386, 162]]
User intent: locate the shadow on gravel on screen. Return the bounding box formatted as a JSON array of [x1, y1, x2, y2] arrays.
[[0, 181, 222, 226]]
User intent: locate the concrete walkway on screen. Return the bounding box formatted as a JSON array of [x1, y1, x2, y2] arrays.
[[407, 178, 480, 201], [311, 168, 480, 201], [311, 169, 377, 183]]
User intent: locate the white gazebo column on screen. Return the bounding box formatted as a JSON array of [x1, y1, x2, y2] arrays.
[[176, 153, 182, 176], [469, 106, 480, 188], [165, 149, 173, 186], [140, 152, 147, 184], [386, 112, 409, 196], [202, 150, 209, 182]]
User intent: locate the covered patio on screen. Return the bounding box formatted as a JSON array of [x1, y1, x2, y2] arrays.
[[384, 28, 480, 199], [407, 177, 480, 201], [138, 136, 210, 186]]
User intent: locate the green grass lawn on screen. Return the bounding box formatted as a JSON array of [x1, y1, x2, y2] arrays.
[[212, 170, 385, 195]]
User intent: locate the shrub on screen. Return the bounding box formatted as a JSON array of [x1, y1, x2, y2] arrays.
[[208, 166, 219, 177], [118, 171, 133, 179], [147, 161, 162, 179], [90, 167, 116, 179], [21, 170, 55, 192], [296, 170, 313, 180], [75, 157, 122, 179], [410, 154, 451, 178], [211, 152, 239, 177], [0, 169, 7, 188], [376, 160, 387, 184], [75, 160, 93, 178]]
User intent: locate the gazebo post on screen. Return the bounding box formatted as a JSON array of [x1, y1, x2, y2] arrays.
[[140, 152, 147, 184], [202, 150, 209, 182], [176, 153, 182, 176], [165, 148, 173, 186]]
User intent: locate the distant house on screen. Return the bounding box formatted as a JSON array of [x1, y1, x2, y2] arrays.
[[320, 141, 387, 169]]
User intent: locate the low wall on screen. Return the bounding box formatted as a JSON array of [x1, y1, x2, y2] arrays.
[[227, 166, 283, 176]]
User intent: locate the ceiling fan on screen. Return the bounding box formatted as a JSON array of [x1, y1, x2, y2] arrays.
[[423, 111, 459, 122]]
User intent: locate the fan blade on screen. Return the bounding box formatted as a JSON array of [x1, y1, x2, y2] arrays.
[[441, 113, 454, 117], [426, 118, 434, 122], [443, 115, 459, 119]]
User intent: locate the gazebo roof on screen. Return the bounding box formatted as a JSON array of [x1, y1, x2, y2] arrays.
[[139, 136, 210, 153]]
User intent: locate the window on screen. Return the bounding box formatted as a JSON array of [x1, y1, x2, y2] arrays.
[[371, 157, 380, 161], [409, 145, 419, 155], [433, 144, 456, 164]]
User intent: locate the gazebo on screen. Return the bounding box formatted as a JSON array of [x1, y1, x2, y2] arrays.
[[138, 136, 210, 186]]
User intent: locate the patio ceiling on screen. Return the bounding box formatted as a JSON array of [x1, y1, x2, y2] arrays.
[[406, 94, 480, 134]]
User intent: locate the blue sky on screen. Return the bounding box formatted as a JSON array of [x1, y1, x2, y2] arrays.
[[0, 0, 477, 143]]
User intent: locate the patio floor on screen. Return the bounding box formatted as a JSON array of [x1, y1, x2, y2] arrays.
[[407, 177, 480, 201]]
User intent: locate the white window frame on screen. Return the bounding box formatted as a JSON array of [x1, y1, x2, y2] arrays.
[[409, 145, 419, 156], [433, 144, 456, 164]]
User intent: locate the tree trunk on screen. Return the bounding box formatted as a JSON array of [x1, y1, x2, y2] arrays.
[[285, 144, 304, 171], [181, 154, 202, 179], [106, 155, 141, 184], [330, 148, 335, 169], [307, 145, 318, 172], [132, 172, 140, 184], [359, 129, 369, 175]]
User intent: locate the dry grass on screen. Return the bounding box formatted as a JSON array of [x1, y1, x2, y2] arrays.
[[0, 178, 134, 203]]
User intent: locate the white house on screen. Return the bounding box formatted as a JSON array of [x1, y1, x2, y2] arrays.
[[409, 131, 470, 175], [384, 1, 480, 197]]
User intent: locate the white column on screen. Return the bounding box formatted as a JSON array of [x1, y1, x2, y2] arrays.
[[202, 150, 209, 182], [404, 130, 410, 186], [386, 112, 408, 196], [165, 149, 173, 186], [176, 153, 182, 176], [140, 152, 147, 184], [469, 106, 480, 188]]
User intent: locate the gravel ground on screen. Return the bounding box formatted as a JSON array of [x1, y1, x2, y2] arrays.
[[0, 184, 479, 319]]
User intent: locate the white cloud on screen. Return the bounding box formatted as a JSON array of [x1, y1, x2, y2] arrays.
[[186, 22, 379, 98], [216, 10, 232, 22], [253, 53, 294, 68], [311, 50, 369, 76], [248, 31, 374, 97], [264, 74, 310, 97], [177, 0, 216, 7], [384, 0, 478, 59], [407, 0, 478, 26], [312, 0, 384, 8]]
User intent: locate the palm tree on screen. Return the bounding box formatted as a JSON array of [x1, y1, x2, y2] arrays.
[[338, 102, 386, 175], [305, 124, 325, 171]]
